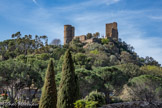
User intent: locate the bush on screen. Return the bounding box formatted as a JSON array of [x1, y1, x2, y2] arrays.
[[74, 99, 86, 108], [101, 38, 109, 44], [110, 96, 123, 103], [90, 49, 99, 55], [16, 54, 27, 63], [85, 101, 98, 108], [32, 98, 39, 104], [74, 53, 92, 70], [74, 99, 98, 108], [37, 53, 50, 60], [85, 90, 105, 107], [127, 75, 162, 102]]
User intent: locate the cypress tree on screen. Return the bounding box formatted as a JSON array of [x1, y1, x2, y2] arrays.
[[57, 49, 79, 108], [39, 59, 57, 108]]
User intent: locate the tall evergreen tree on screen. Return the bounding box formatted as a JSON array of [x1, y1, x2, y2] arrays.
[[57, 49, 79, 108], [39, 59, 57, 108]]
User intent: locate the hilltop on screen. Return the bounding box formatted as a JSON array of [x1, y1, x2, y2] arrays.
[[0, 23, 161, 106]]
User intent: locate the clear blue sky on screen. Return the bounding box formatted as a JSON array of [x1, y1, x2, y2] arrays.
[[0, 0, 162, 64]]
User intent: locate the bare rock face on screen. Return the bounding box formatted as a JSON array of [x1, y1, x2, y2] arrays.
[[101, 101, 162, 108]]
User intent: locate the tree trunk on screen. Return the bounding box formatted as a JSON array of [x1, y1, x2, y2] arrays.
[[104, 91, 110, 104]]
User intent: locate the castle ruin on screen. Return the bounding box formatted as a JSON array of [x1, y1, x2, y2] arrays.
[[64, 22, 118, 45], [106, 22, 118, 39], [64, 25, 75, 44]]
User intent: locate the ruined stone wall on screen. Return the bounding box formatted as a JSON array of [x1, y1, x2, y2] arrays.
[[64, 25, 75, 44], [84, 38, 99, 43], [64, 22, 119, 45], [74, 35, 98, 44], [74, 35, 86, 42], [106, 22, 118, 40]]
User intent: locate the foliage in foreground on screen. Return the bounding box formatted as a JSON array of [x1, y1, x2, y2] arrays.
[[39, 59, 57, 108], [0, 34, 161, 104], [57, 50, 79, 108], [74, 99, 98, 108], [85, 90, 106, 107], [127, 75, 162, 102]]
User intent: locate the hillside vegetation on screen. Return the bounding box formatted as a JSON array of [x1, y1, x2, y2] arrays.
[[0, 32, 161, 107]]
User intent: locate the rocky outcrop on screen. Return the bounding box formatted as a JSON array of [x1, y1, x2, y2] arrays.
[[101, 101, 162, 108]]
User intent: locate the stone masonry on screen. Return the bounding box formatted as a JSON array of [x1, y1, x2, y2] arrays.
[[74, 35, 87, 42], [106, 22, 118, 40], [64, 25, 75, 44], [64, 22, 118, 45]]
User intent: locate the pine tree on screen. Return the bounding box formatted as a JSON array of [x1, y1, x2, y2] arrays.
[[39, 59, 57, 108], [57, 49, 79, 108]]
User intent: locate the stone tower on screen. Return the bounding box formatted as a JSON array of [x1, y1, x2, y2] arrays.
[[64, 25, 75, 44], [106, 22, 118, 40]]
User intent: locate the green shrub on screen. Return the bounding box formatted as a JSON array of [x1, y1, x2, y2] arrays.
[[101, 38, 109, 44], [74, 99, 98, 108], [110, 96, 123, 103], [85, 101, 98, 108], [74, 99, 86, 108], [85, 90, 105, 107], [32, 98, 39, 104], [127, 75, 162, 101], [39, 53, 50, 60], [16, 54, 27, 63], [90, 49, 99, 55]]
